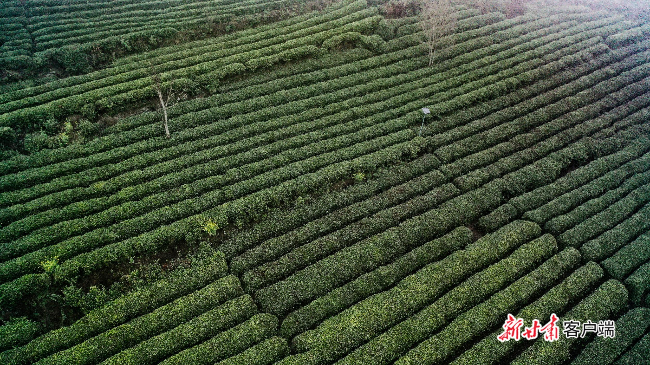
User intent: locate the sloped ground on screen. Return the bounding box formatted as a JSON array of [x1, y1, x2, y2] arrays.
[[1, 0, 649, 363]]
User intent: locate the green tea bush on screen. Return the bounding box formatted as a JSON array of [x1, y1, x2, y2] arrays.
[[287, 223, 547, 363], [100, 295, 258, 365], [394, 246, 579, 365], [572, 307, 650, 365], [279, 227, 472, 338], [216, 337, 289, 365], [511, 280, 628, 365], [602, 232, 650, 280], [625, 262, 650, 306], [0, 318, 41, 352], [0, 251, 228, 363], [581, 201, 650, 262], [451, 261, 604, 365], [158, 313, 279, 365]]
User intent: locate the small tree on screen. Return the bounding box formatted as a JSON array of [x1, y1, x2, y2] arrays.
[[420, 0, 457, 66], [150, 72, 172, 138]]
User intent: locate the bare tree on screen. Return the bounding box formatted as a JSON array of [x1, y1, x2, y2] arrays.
[[151, 73, 172, 138], [420, 0, 457, 66]]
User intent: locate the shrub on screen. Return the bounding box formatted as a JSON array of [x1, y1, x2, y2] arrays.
[[285, 221, 542, 362], [477, 204, 517, 232], [451, 261, 604, 365], [625, 262, 650, 306], [511, 280, 628, 365], [0, 251, 228, 364], [394, 246, 579, 365], [279, 227, 473, 338], [601, 232, 650, 280], [101, 295, 258, 365], [254, 187, 510, 317], [0, 318, 41, 352], [572, 307, 650, 365], [216, 337, 289, 365], [159, 313, 279, 365], [581, 201, 650, 262]]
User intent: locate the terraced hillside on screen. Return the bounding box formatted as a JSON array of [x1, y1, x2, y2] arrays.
[[0, 0, 336, 81], [1, 0, 649, 363]]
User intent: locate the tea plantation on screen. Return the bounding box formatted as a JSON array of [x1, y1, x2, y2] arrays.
[[0, 0, 649, 363]]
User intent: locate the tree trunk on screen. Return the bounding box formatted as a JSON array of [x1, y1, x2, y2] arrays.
[[156, 88, 170, 138]]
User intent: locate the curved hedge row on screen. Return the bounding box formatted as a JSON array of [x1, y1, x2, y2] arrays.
[[572, 307, 650, 365], [37, 280, 249, 365], [279, 227, 473, 339], [158, 313, 279, 365], [581, 201, 650, 262], [218, 153, 441, 260], [555, 184, 650, 248], [395, 245, 579, 365], [0, 3, 379, 131], [0, 318, 41, 353], [281, 221, 545, 363], [444, 54, 648, 187], [215, 337, 289, 365], [602, 232, 650, 280], [0, 0, 356, 106], [0, 250, 230, 362], [535, 146, 650, 235], [616, 332, 650, 365], [0, 10, 561, 199], [451, 261, 604, 365], [522, 149, 650, 225], [626, 263, 650, 306], [511, 280, 628, 365], [3, 0, 326, 74], [0, 12, 604, 292], [239, 181, 458, 291], [0, 10, 573, 185], [254, 185, 509, 318], [97, 295, 258, 365]]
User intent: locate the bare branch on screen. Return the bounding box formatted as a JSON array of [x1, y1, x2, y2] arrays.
[[420, 0, 457, 66], [149, 68, 171, 138]]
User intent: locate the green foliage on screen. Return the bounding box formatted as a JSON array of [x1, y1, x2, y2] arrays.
[[286, 221, 545, 363], [0, 318, 41, 352], [572, 307, 650, 365], [478, 203, 517, 232], [62, 285, 110, 315], [452, 262, 604, 365], [523, 150, 650, 225], [511, 280, 628, 365], [220, 153, 440, 261], [3, 8, 650, 365], [0, 127, 16, 147], [556, 184, 650, 248], [616, 332, 650, 365], [23, 131, 49, 154], [202, 219, 220, 236], [280, 227, 473, 338], [99, 294, 257, 365], [253, 184, 504, 316], [602, 232, 650, 280], [625, 262, 650, 306], [216, 337, 289, 365], [40, 256, 59, 276], [394, 246, 578, 365], [0, 2, 378, 134], [581, 201, 650, 262], [159, 313, 279, 365], [0, 251, 228, 364], [241, 181, 458, 292], [76, 119, 100, 140]]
